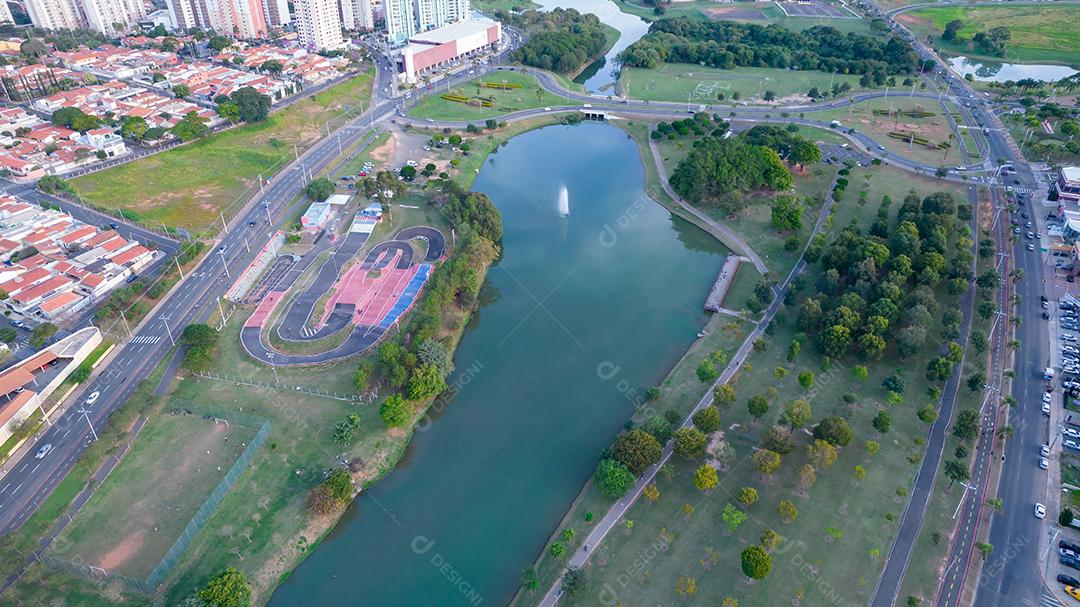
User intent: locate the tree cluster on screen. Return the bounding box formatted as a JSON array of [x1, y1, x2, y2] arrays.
[[797, 189, 969, 362], [669, 135, 793, 207], [504, 8, 608, 73], [619, 18, 919, 81]]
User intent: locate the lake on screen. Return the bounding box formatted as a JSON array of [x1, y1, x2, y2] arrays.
[[947, 56, 1079, 83], [267, 122, 725, 606]]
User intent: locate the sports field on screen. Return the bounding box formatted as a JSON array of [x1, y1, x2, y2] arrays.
[[407, 71, 566, 121], [619, 64, 870, 104], [899, 5, 1080, 64], [52, 412, 258, 579], [70, 68, 374, 231]]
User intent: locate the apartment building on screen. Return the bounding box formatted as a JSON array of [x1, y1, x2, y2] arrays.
[[386, 0, 469, 45], [262, 0, 290, 26], [384, 0, 415, 44], [26, 0, 146, 35], [164, 0, 208, 31], [0, 1, 14, 25], [24, 0, 82, 30], [350, 0, 374, 30], [295, 0, 345, 51]]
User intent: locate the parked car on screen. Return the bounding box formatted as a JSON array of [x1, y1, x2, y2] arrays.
[[1044, 392, 1054, 404], [1061, 541, 1080, 553], [1066, 439, 1080, 450], [1044, 402, 1052, 415], [1067, 586, 1080, 601], [1062, 556, 1080, 571], [1042, 457, 1050, 469], [1063, 335, 1078, 342], [1028, 243, 1036, 251], [34, 443, 52, 459], [1036, 503, 1047, 518]]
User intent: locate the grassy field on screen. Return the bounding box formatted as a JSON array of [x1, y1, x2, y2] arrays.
[[899, 5, 1080, 65], [614, 0, 871, 33], [70, 68, 375, 232], [408, 71, 566, 121], [472, 0, 538, 13], [515, 163, 973, 607], [619, 64, 871, 104], [813, 96, 963, 167], [53, 413, 259, 579]]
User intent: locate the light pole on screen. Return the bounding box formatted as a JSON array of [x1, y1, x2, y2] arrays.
[[160, 314, 175, 346], [218, 247, 230, 278], [76, 408, 98, 441], [267, 352, 279, 384]]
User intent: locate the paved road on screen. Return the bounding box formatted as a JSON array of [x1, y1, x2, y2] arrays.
[[0, 69, 406, 537]]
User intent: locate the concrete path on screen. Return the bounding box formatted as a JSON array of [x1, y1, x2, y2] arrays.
[[647, 138, 769, 275]]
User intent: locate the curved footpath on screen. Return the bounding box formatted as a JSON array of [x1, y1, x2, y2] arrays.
[[241, 226, 445, 366]]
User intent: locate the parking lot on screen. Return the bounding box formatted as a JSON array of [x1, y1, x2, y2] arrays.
[[775, 0, 857, 19]]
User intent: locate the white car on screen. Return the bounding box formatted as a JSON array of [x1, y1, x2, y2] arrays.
[[1041, 458, 1050, 470], [1043, 444, 1052, 457], [1064, 335, 1078, 342], [85, 391, 100, 405], [1044, 392, 1053, 404], [1043, 402, 1052, 415], [1028, 243, 1035, 251], [1066, 439, 1080, 450], [1035, 503, 1047, 519], [34, 443, 52, 459], [1066, 428, 1080, 439]]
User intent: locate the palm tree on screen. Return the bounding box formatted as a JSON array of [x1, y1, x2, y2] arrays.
[[996, 425, 1014, 442], [1007, 339, 1020, 351]]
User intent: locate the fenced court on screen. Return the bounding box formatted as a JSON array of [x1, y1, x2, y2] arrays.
[[43, 407, 268, 592]]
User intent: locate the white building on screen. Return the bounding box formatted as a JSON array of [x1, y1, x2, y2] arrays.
[[0, 0, 14, 24], [262, 0, 290, 26], [82, 0, 147, 36], [350, 0, 373, 29], [295, 0, 345, 50], [337, 0, 353, 32], [400, 18, 499, 82], [164, 0, 204, 31], [384, 0, 416, 44], [25, 0, 83, 30], [386, 0, 469, 45]]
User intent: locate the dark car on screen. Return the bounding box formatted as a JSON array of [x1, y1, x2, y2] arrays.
[[1059, 573, 1080, 587], [1061, 555, 1080, 571], [1062, 540, 1080, 553]]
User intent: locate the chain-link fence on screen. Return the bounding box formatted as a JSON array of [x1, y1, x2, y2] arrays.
[[41, 410, 270, 594]]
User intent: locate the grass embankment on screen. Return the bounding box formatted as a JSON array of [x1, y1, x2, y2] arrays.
[[899, 5, 1080, 65], [70, 68, 375, 232], [614, 0, 870, 33], [515, 163, 973, 607], [618, 64, 872, 104], [813, 96, 963, 167], [408, 71, 566, 122]]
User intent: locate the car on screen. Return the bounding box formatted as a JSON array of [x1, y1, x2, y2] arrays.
[[85, 391, 100, 405], [543, 107, 552, 111], [1045, 392, 1054, 404], [217, 245, 227, 254], [1044, 402, 1052, 415], [1062, 556, 1080, 571], [34, 443, 52, 459], [1028, 231, 1036, 239], [1045, 300, 1052, 309], [1036, 503, 1047, 518], [247, 221, 256, 227], [1067, 586, 1080, 601], [1028, 243, 1036, 251], [1064, 547, 1079, 558], [1061, 541, 1080, 553], [1038, 233, 1043, 239], [877, 144, 885, 151], [1026, 221, 1033, 228], [1063, 335, 1078, 342], [1065, 346, 1080, 354], [1067, 439, 1080, 450], [1042, 457, 1051, 469], [109, 222, 119, 230], [958, 165, 967, 171], [1014, 226, 1021, 234]]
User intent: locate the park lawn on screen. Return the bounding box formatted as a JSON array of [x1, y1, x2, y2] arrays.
[[407, 71, 566, 121], [814, 96, 961, 168], [472, 0, 538, 14], [898, 5, 1080, 65], [618, 64, 870, 104], [70, 68, 375, 232], [54, 413, 260, 579], [517, 164, 973, 607], [615, 0, 870, 33]]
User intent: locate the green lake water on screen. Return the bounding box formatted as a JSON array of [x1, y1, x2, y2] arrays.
[[268, 122, 725, 606]]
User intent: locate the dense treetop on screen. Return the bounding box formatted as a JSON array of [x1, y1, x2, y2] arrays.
[[504, 8, 608, 73], [619, 18, 919, 82]]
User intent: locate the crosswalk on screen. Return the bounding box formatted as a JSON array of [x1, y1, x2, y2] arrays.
[[1042, 590, 1066, 607], [299, 326, 319, 337], [129, 334, 164, 345]]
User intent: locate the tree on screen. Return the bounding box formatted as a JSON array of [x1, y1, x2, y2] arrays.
[[714, 383, 736, 407], [738, 486, 758, 506], [692, 406, 721, 433], [697, 358, 719, 382], [852, 365, 869, 380], [694, 464, 719, 491], [783, 399, 812, 429], [777, 499, 799, 523], [872, 410, 892, 433], [28, 322, 58, 348], [119, 115, 149, 140], [406, 364, 445, 400], [171, 111, 210, 141], [549, 542, 566, 558], [521, 567, 540, 592], [942, 19, 964, 41], [741, 545, 772, 579], [748, 395, 769, 419], [753, 449, 782, 477], [797, 463, 816, 492], [807, 439, 838, 469], [561, 568, 586, 598], [771, 196, 803, 231], [216, 101, 240, 123], [761, 529, 781, 551], [673, 427, 707, 459], [306, 176, 335, 202], [764, 425, 796, 455], [208, 35, 232, 52], [197, 568, 252, 607], [418, 339, 454, 377], [953, 409, 980, 442], [173, 83, 191, 99], [643, 483, 660, 502], [797, 371, 815, 389], [612, 429, 662, 475], [593, 458, 635, 498], [231, 87, 271, 122], [20, 39, 47, 58], [943, 459, 969, 488], [813, 416, 853, 447], [261, 59, 283, 74], [380, 393, 410, 427]]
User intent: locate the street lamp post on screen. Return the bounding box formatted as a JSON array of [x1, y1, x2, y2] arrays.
[[76, 408, 98, 441], [160, 314, 176, 346]]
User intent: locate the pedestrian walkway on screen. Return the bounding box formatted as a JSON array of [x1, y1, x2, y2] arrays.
[[1041, 590, 1065, 607], [129, 335, 165, 345]]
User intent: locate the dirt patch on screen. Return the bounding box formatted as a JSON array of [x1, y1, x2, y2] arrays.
[[369, 134, 396, 165], [97, 529, 145, 570], [703, 6, 767, 20]]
